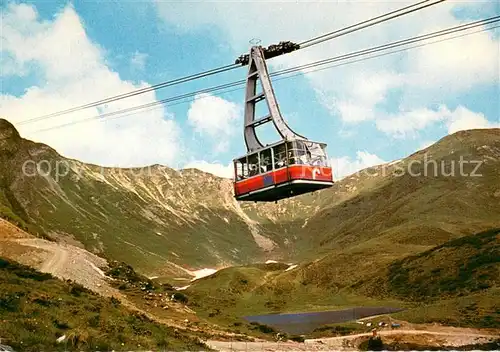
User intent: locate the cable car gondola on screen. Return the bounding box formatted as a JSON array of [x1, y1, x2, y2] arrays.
[[233, 44, 334, 202]]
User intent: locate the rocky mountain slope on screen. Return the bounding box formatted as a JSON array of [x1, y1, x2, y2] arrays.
[[1, 118, 499, 285], [0, 119, 303, 278], [181, 128, 500, 329], [284, 128, 500, 287]]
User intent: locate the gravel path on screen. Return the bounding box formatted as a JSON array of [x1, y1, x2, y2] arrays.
[[206, 328, 499, 351]]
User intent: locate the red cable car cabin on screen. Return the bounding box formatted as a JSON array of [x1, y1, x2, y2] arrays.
[[233, 140, 334, 202], [232, 43, 334, 202]]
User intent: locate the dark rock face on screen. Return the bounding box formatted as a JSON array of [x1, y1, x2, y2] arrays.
[[0, 119, 22, 157]]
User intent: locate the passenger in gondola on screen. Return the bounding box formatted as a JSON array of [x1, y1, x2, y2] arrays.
[[288, 151, 296, 165], [249, 164, 259, 176], [297, 150, 310, 165]]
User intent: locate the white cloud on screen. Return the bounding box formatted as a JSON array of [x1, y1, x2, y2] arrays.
[[376, 105, 499, 138], [330, 151, 386, 180], [319, 70, 403, 122], [336, 102, 375, 123], [376, 106, 448, 138], [406, 23, 500, 93], [155, 1, 499, 129], [187, 93, 240, 152], [1, 3, 102, 81], [182, 160, 233, 179], [446, 106, 500, 134], [130, 51, 148, 71], [0, 3, 182, 167]]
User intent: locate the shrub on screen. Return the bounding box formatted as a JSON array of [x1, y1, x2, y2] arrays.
[[290, 335, 305, 343], [68, 282, 91, 296], [110, 297, 121, 306], [366, 336, 384, 351], [0, 293, 22, 312], [250, 323, 276, 334], [171, 292, 188, 304]]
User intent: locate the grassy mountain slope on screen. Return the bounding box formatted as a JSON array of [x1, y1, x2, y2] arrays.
[[356, 228, 500, 328], [186, 228, 500, 331], [0, 119, 308, 277], [0, 256, 208, 351], [368, 228, 500, 300], [0, 117, 419, 278], [1, 117, 499, 329], [283, 129, 500, 288], [183, 129, 500, 330], [186, 262, 403, 323]]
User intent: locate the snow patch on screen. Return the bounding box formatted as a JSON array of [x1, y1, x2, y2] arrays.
[[286, 264, 298, 271], [175, 285, 190, 290], [190, 268, 217, 281], [265, 260, 278, 264]]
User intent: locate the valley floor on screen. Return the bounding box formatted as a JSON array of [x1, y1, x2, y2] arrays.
[[206, 325, 499, 351], [2, 218, 499, 351]]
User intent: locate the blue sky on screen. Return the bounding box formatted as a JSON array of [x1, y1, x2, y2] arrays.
[[1, 0, 499, 179]]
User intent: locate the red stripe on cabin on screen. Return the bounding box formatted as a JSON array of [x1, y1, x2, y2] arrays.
[[234, 165, 333, 196]]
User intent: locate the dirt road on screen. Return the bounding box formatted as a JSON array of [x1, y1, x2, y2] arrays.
[[2, 235, 121, 298], [0, 222, 249, 340], [40, 242, 68, 273], [206, 328, 499, 351]]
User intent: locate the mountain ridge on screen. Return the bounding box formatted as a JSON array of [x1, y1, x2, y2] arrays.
[[1, 118, 499, 282]]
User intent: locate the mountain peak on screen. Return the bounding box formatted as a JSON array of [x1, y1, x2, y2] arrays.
[[0, 118, 20, 137], [0, 118, 22, 155]]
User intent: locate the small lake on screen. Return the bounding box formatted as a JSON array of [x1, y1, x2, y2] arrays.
[[244, 306, 404, 334]]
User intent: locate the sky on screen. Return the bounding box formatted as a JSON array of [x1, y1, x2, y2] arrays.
[[1, 0, 499, 180]]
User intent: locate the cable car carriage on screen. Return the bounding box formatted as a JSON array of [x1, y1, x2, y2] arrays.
[[233, 44, 334, 202]]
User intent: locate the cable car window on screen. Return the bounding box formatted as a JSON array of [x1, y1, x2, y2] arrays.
[[296, 141, 310, 165], [248, 153, 259, 177], [236, 157, 248, 180], [286, 142, 298, 165], [259, 149, 272, 173], [235, 158, 247, 180], [306, 142, 328, 166], [272, 143, 287, 169], [287, 141, 308, 165]]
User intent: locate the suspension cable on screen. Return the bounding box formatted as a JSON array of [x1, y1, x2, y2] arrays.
[[30, 18, 499, 133], [280, 16, 500, 75], [19, 0, 447, 125], [298, 0, 447, 49], [18, 63, 240, 125]]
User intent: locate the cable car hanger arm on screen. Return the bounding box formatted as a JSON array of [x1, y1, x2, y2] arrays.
[[235, 41, 300, 65]]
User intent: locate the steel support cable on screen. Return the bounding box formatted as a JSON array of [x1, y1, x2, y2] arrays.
[[17, 63, 240, 125], [32, 20, 499, 133], [279, 16, 500, 75], [298, 0, 447, 48], [166, 22, 500, 111], [30, 80, 247, 132], [50, 22, 499, 132], [272, 24, 500, 84], [20, 0, 447, 124]]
